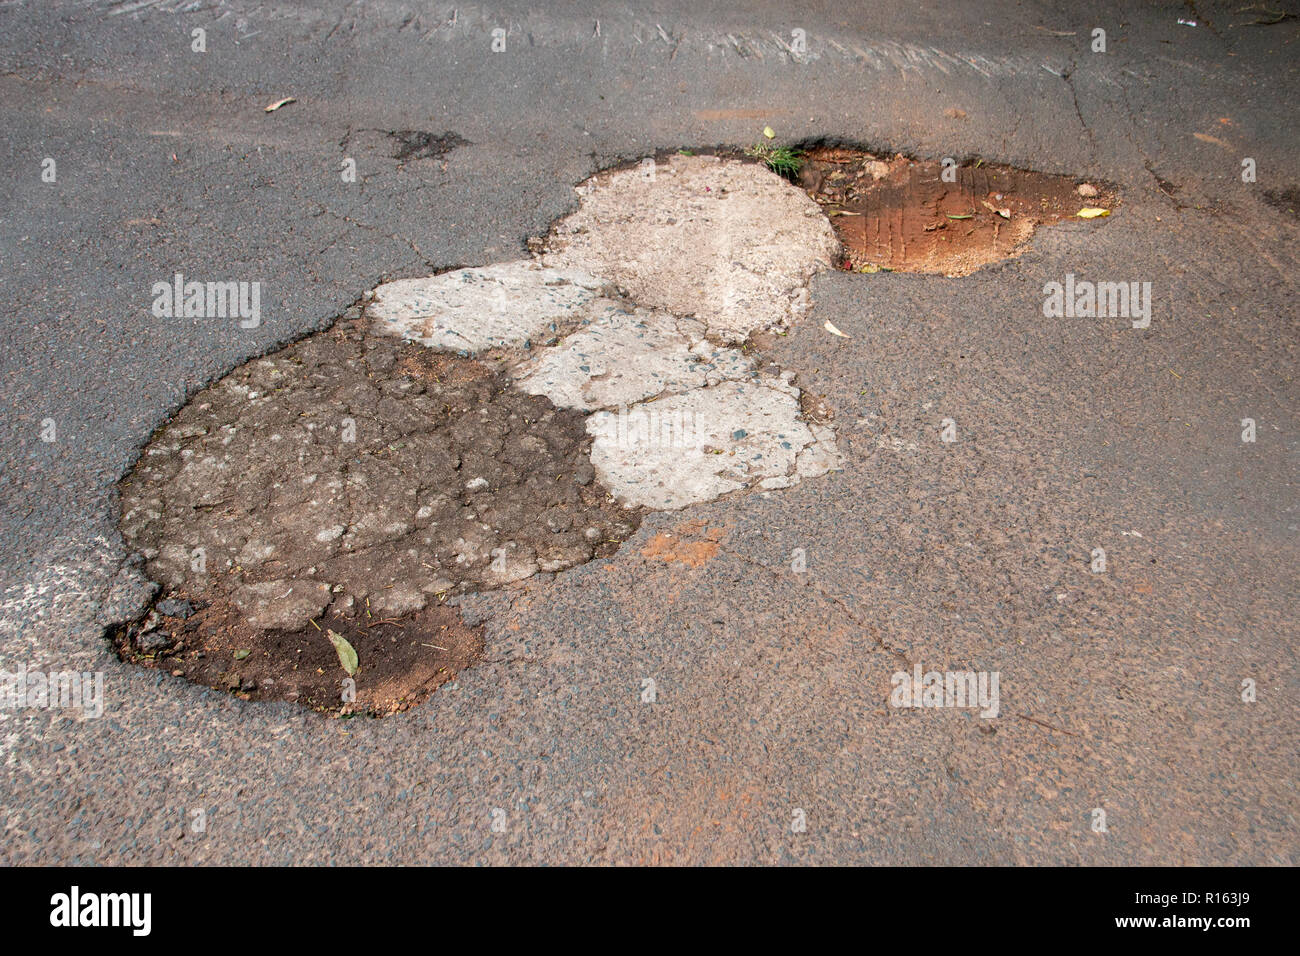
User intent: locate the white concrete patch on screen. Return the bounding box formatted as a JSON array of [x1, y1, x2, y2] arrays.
[[368, 261, 605, 353], [362, 158, 844, 512], [586, 379, 841, 510], [514, 302, 754, 411], [541, 154, 840, 342]]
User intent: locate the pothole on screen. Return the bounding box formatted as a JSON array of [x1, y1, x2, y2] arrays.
[[115, 146, 1116, 715], [115, 306, 638, 715], [795, 146, 1118, 276], [111, 151, 855, 714], [112, 147, 1120, 715]]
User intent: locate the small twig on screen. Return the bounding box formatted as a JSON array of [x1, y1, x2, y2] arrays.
[[1018, 713, 1078, 736]]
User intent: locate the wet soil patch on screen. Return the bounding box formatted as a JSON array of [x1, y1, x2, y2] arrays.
[[111, 597, 482, 716], [116, 302, 640, 714], [795, 147, 1118, 276]]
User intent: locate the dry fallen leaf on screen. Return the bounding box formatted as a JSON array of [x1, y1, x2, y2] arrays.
[[1077, 207, 1111, 219], [326, 629, 359, 676], [264, 97, 296, 113], [824, 320, 849, 338]]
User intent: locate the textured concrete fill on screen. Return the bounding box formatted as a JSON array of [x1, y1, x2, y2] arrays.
[[120, 313, 638, 614], [514, 303, 755, 411], [112, 154, 847, 711], [586, 379, 842, 510], [540, 154, 841, 342], [115, 308, 639, 710], [368, 261, 607, 353]]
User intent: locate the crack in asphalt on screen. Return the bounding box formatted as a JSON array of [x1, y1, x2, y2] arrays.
[[309, 201, 441, 272]]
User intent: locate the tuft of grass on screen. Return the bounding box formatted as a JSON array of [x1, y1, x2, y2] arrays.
[[746, 143, 804, 179]]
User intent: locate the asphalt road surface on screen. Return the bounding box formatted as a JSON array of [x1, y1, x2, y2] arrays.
[[0, 0, 1296, 864]]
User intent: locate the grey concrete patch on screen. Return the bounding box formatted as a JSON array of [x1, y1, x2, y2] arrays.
[[368, 261, 606, 354], [540, 154, 841, 342], [367, 157, 846, 512], [514, 302, 754, 411], [587, 378, 842, 510]]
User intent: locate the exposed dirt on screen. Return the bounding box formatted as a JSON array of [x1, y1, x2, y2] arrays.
[[116, 302, 640, 714], [111, 596, 482, 717], [640, 520, 728, 568], [797, 147, 1119, 276]]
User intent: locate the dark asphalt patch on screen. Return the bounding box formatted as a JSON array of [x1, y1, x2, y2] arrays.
[[115, 303, 640, 714], [1261, 186, 1299, 218], [111, 599, 483, 717], [388, 130, 472, 161]]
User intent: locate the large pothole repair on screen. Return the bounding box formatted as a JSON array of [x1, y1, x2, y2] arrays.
[[796, 146, 1118, 276], [116, 306, 637, 715], [114, 148, 1114, 715], [114, 153, 844, 715]]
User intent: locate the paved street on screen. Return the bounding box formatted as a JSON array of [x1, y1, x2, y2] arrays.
[[0, 0, 1296, 864]]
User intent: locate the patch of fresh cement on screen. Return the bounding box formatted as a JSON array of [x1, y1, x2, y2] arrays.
[[540, 154, 841, 343], [369, 261, 606, 354], [587, 378, 843, 510]]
